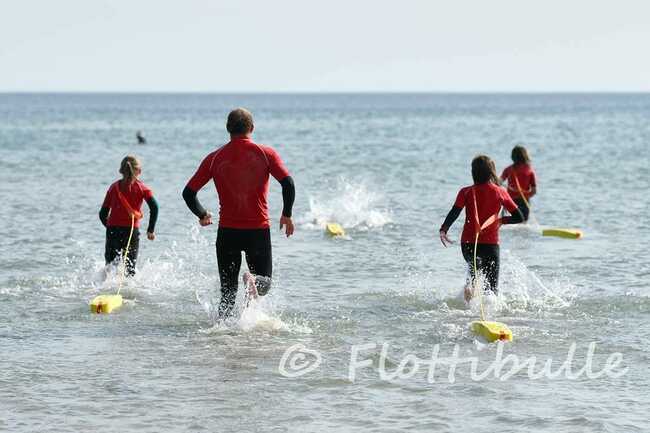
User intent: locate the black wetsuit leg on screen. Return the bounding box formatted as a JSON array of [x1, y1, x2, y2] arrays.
[[105, 226, 140, 276], [461, 243, 500, 294], [216, 228, 243, 318], [514, 197, 530, 221], [216, 228, 273, 317], [242, 229, 272, 296]]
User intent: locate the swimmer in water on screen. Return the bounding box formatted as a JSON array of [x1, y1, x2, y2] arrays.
[[136, 130, 146, 144]]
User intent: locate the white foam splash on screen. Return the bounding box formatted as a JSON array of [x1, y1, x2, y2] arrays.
[[195, 278, 312, 334], [300, 177, 392, 232], [467, 291, 507, 317], [237, 299, 289, 332], [499, 250, 576, 311]]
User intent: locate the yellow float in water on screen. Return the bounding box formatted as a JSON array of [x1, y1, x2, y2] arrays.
[[90, 294, 123, 314], [542, 228, 583, 239], [325, 222, 345, 236], [470, 321, 513, 343]]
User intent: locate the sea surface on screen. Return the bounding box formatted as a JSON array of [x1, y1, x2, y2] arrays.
[[1, 93, 648, 433]]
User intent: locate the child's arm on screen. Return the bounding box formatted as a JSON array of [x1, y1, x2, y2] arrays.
[[500, 194, 524, 225], [99, 187, 112, 227], [145, 197, 159, 240], [528, 170, 537, 198], [440, 207, 461, 234], [99, 207, 109, 227], [499, 166, 509, 185], [439, 206, 462, 247], [501, 209, 524, 225], [439, 189, 466, 247]]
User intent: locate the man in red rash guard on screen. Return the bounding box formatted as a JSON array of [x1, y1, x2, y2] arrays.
[[182, 108, 295, 318]]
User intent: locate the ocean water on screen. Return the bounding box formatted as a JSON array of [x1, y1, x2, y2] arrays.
[[0, 93, 648, 432]]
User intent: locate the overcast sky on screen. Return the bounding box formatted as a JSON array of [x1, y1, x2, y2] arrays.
[[1, 0, 649, 92]]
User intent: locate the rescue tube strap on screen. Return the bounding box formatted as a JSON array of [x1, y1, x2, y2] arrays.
[[116, 185, 143, 220], [116, 214, 136, 295], [470, 187, 500, 236], [470, 186, 500, 322], [514, 175, 532, 209]]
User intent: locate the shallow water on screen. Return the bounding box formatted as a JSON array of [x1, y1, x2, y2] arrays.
[[1, 93, 649, 432]]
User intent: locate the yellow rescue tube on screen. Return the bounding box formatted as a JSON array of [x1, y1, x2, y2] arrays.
[[470, 321, 513, 342], [325, 222, 345, 236], [90, 294, 123, 314], [542, 228, 583, 239]]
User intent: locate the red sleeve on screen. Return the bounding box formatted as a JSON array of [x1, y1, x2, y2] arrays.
[[140, 182, 154, 201], [453, 187, 467, 209], [186, 152, 216, 192], [501, 188, 518, 213], [265, 147, 290, 181], [101, 184, 114, 208], [529, 168, 537, 187]]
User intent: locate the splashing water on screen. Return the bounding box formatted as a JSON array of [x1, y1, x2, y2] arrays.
[[3, 94, 648, 433], [195, 275, 313, 334], [499, 250, 576, 311], [300, 177, 392, 232]]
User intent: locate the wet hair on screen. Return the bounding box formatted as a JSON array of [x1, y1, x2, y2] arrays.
[[511, 145, 531, 165], [226, 108, 254, 135], [119, 155, 140, 183], [471, 155, 499, 185]]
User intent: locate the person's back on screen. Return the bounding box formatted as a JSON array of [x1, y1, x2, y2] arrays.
[[457, 182, 512, 245], [192, 137, 288, 229], [183, 108, 295, 319], [500, 145, 536, 221], [502, 162, 535, 200]]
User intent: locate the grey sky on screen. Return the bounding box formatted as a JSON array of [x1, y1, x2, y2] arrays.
[[1, 0, 649, 92]]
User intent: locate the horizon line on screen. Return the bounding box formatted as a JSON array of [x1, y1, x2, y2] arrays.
[[2, 90, 650, 95]]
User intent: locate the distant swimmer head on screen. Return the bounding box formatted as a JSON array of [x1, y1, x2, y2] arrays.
[[471, 155, 499, 185], [511, 145, 531, 165], [226, 107, 255, 137], [119, 155, 142, 183]]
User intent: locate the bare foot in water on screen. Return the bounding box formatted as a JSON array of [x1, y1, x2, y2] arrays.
[[243, 271, 258, 300], [464, 285, 474, 303]]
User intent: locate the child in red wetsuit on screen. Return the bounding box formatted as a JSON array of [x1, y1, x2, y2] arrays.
[[439, 155, 523, 301], [500, 145, 536, 221], [99, 155, 158, 276]]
